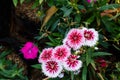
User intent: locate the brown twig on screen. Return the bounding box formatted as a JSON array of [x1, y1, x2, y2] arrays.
[[91, 63, 105, 80]]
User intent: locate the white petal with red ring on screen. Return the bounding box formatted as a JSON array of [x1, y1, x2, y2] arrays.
[[63, 28, 85, 50], [83, 28, 99, 47], [42, 60, 63, 78], [63, 59, 82, 71], [63, 55, 82, 71]]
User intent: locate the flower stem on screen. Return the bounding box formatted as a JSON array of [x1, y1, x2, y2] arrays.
[[71, 71, 74, 80], [91, 63, 104, 80]]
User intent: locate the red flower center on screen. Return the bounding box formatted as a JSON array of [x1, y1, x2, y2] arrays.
[[66, 55, 78, 68], [28, 50, 32, 54], [67, 59, 78, 68], [46, 61, 58, 73], [55, 48, 66, 60], [84, 30, 94, 40], [69, 31, 82, 44], [27, 45, 34, 54]]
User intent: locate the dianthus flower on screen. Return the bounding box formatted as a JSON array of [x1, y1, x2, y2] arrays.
[[42, 60, 63, 78], [87, 0, 96, 3], [82, 28, 98, 47], [95, 58, 107, 68], [53, 45, 71, 61], [63, 54, 82, 71], [63, 28, 84, 50], [38, 48, 53, 63], [20, 42, 39, 59]]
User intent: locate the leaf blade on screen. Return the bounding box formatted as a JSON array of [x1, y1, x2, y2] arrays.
[[92, 52, 112, 57]]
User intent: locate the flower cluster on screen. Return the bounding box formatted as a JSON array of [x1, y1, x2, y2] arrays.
[[38, 45, 82, 78], [63, 28, 98, 50], [38, 27, 99, 78], [20, 27, 98, 78]]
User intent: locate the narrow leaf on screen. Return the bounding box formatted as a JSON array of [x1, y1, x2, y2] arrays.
[[50, 19, 60, 31], [31, 64, 41, 69], [86, 48, 93, 66], [92, 52, 112, 57], [99, 4, 120, 11], [86, 15, 95, 24], [0, 50, 11, 59], [48, 36, 55, 43], [82, 64, 87, 80], [32, 0, 39, 9], [13, 0, 18, 7], [63, 8, 73, 17], [39, 0, 43, 4], [71, 71, 74, 80], [20, 0, 24, 4]]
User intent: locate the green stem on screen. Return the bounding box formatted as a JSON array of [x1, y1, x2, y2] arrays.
[[71, 71, 74, 80]]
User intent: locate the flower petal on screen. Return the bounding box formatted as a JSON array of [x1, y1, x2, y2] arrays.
[[38, 48, 53, 63]]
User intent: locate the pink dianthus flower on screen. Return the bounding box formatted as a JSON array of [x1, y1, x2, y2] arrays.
[[20, 42, 39, 59], [87, 0, 96, 3]]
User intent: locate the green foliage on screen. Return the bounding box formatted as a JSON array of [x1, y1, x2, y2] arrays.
[[82, 64, 87, 80], [46, 33, 63, 47], [92, 52, 112, 57], [13, 0, 18, 6], [107, 62, 120, 80], [32, 0, 119, 79], [12, 0, 25, 6], [0, 50, 28, 80], [12, 0, 120, 79], [98, 4, 120, 11], [31, 64, 41, 69]]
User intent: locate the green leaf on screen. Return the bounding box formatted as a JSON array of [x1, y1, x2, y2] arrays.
[[20, 0, 24, 4], [92, 52, 112, 57], [50, 19, 60, 31], [13, 0, 18, 7], [78, 5, 85, 9], [102, 17, 116, 32], [86, 48, 93, 66], [31, 64, 41, 69], [48, 36, 55, 43], [86, 15, 95, 24], [46, 42, 56, 46], [71, 71, 74, 80], [39, 0, 43, 4], [32, 0, 39, 9], [75, 14, 81, 23], [63, 8, 73, 17], [49, 78, 60, 80], [52, 33, 62, 37], [99, 4, 120, 11], [0, 50, 11, 59], [82, 64, 87, 80]]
